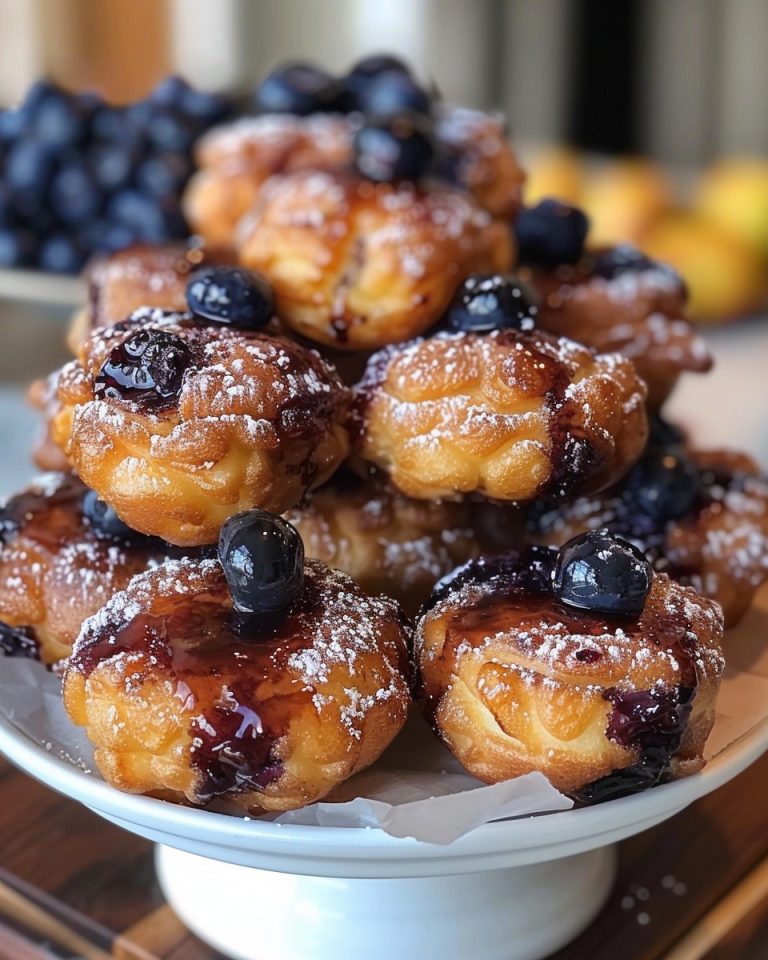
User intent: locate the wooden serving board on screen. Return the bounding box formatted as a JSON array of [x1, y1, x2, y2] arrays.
[[0, 754, 765, 959]]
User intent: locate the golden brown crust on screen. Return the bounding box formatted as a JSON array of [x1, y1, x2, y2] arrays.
[[434, 107, 525, 219], [238, 170, 514, 350], [51, 309, 351, 546], [520, 257, 712, 410], [184, 109, 525, 247], [416, 561, 724, 795], [353, 329, 648, 503], [63, 558, 411, 813], [528, 449, 768, 628], [0, 474, 176, 664], [69, 243, 235, 353], [285, 479, 483, 615], [185, 114, 353, 246]]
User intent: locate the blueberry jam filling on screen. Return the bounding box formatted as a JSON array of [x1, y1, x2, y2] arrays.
[[186, 266, 274, 329], [190, 691, 283, 803], [218, 511, 305, 619], [444, 274, 538, 334], [424, 546, 558, 615], [515, 199, 590, 267], [0, 622, 40, 659], [94, 328, 192, 410], [575, 686, 695, 803], [352, 115, 435, 183], [553, 530, 653, 618]]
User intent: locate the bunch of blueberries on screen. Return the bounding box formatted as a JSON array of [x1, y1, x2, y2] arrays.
[[0, 76, 232, 273], [254, 56, 438, 184]]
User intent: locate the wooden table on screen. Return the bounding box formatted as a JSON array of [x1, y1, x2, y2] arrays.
[[0, 755, 766, 960]]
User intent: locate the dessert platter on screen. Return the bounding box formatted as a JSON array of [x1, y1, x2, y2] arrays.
[[1, 56, 768, 960]]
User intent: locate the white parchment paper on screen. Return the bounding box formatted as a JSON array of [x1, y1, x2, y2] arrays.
[[1, 586, 766, 845]]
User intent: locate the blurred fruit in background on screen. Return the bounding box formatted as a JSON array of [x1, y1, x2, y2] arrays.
[[0, 77, 233, 273], [523, 148, 768, 323], [694, 158, 768, 261]]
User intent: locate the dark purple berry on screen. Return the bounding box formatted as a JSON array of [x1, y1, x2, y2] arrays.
[[515, 199, 590, 267], [148, 75, 191, 109], [48, 159, 102, 225], [646, 416, 686, 453], [353, 115, 434, 182], [218, 511, 304, 617], [82, 489, 138, 540], [29, 86, 88, 148], [38, 234, 86, 274], [90, 142, 136, 192], [187, 266, 274, 329], [625, 450, 700, 523], [357, 70, 431, 116], [344, 54, 412, 98], [95, 328, 191, 410], [0, 622, 39, 659], [135, 152, 193, 197], [254, 63, 344, 116], [0, 228, 37, 267], [591, 244, 679, 283], [445, 274, 538, 333], [554, 530, 653, 617]]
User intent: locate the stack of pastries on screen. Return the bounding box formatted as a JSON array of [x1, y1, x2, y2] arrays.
[[3, 56, 767, 815]]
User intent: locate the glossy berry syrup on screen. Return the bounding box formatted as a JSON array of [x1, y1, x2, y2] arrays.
[[575, 685, 695, 803]]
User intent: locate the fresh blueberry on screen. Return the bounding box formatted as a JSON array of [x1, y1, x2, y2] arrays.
[[82, 489, 137, 539], [89, 221, 141, 253], [0, 228, 37, 267], [515, 199, 590, 267], [187, 266, 274, 329], [553, 530, 653, 617], [135, 152, 192, 197], [0, 183, 16, 228], [0, 108, 26, 145], [344, 54, 412, 99], [38, 234, 86, 274], [353, 115, 434, 182], [646, 416, 686, 453], [356, 70, 431, 116], [148, 75, 191, 109], [31, 88, 89, 148], [180, 87, 231, 124], [95, 328, 192, 410], [624, 450, 700, 523], [90, 105, 132, 143], [254, 62, 344, 116], [218, 510, 304, 617], [107, 189, 169, 241], [89, 141, 136, 192], [591, 244, 683, 289], [4, 139, 54, 196], [145, 109, 198, 153], [445, 274, 539, 333], [48, 159, 102, 225]]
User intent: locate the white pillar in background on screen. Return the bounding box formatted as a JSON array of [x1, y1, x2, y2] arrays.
[[499, 0, 573, 142]]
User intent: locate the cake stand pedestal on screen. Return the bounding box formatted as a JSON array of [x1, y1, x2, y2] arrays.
[[0, 703, 766, 960], [156, 842, 616, 960]]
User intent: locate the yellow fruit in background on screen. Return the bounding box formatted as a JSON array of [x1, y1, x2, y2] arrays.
[[641, 213, 765, 324], [694, 157, 768, 260], [522, 146, 584, 206], [582, 158, 673, 247]]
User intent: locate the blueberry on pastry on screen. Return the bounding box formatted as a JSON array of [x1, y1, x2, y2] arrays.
[[63, 512, 411, 812], [50, 302, 350, 545], [415, 536, 724, 801], [0, 473, 188, 664]]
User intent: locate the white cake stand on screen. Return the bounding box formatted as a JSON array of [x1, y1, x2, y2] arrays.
[[0, 709, 766, 960]]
